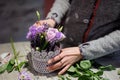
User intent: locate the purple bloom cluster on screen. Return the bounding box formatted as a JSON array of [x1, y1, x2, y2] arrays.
[[26, 23, 48, 40], [18, 71, 32, 80], [26, 22, 65, 51], [46, 28, 65, 43]]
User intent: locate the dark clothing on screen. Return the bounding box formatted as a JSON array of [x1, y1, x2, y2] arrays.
[[62, 0, 120, 47]]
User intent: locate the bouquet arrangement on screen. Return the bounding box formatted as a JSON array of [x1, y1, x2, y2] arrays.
[[26, 12, 65, 73], [26, 22, 65, 52]]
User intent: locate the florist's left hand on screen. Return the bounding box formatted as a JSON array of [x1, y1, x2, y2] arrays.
[[47, 47, 83, 75]]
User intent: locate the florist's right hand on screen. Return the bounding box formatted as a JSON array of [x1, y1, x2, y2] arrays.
[[33, 19, 56, 27], [47, 47, 83, 75]]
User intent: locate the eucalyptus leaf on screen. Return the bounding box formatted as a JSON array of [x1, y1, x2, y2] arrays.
[[80, 60, 91, 70]]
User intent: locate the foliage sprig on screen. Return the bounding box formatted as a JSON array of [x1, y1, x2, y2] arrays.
[[59, 60, 115, 80]]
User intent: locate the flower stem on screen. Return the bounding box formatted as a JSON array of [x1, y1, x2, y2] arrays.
[[42, 41, 48, 50], [10, 38, 21, 72]]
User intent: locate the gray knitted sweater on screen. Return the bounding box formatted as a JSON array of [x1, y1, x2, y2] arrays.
[[46, 0, 120, 60]]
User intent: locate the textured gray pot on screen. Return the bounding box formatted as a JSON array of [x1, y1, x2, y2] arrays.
[[31, 47, 60, 74]]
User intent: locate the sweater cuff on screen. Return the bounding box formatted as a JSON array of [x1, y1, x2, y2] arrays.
[[46, 12, 61, 24], [79, 43, 92, 60]]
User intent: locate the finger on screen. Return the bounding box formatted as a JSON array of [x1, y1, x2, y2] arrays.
[[47, 61, 63, 71], [48, 54, 63, 64], [33, 21, 41, 26], [58, 64, 71, 75]]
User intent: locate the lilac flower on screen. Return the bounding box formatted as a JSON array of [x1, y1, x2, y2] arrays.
[[26, 23, 48, 40], [45, 28, 58, 42], [18, 71, 32, 80], [55, 32, 66, 41], [46, 28, 65, 43], [26, 26, 37, 40], [36, 23, 48, 33]]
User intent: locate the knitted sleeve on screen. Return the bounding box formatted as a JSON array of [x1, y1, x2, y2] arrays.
[[79, 30, 120, 60], [46, 0, 70, 24]]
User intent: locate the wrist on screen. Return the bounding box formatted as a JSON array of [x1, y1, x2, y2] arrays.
[[76, 47, 83, 59], [78, 43, 90, 59]]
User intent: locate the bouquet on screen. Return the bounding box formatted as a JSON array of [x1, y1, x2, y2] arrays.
[[26, 13, 65, 73], [26, 22, 65, 52]]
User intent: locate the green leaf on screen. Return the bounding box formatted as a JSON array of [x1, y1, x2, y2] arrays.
[[76, 63, 81, 69], [18, 61, 27, 69], [6, 62, 14, 73], [10, 59, 15, 65], [66, 76, 71, 80], [67, 66, 76, 72], [58, 75, 65, 80], [95, 70, 103, 76], [85, 69, 94, 75], [0, 63, 8, 73], [99, 65, 115, 71], [67, 72, 80, 77], [93, 76, 99, 80], [80, 60, 91, 70], [78, 75, 89, 80], [75, 70, 82, 76]]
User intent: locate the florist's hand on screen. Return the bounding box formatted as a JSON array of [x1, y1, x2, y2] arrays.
[[34, 19, 56, 27], [47, 47, 83, 75]]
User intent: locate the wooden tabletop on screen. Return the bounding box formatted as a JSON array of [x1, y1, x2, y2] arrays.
[[0, 41, 120, 80]]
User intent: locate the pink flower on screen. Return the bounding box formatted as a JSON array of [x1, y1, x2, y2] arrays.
[[46, 28, 65, 43]]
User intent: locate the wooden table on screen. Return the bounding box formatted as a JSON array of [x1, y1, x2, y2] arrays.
[[0, 42, 120, 80]]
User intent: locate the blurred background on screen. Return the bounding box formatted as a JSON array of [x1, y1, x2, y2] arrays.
[[0, 0, 54, 43]]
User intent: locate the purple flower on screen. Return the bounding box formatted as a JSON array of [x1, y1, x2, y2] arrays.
[[36, 24, 47, 33], [26, 22, 65, 51], [26, 26, 37, 40], [18, 71, 32, 80], [56, 32, 66, 41], [45, 28, 58, 42], [26, 23, 48, 40], [46, 28, 65, 43]]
